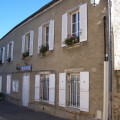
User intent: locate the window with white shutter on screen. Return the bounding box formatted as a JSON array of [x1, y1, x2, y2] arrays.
[[35, 75, 40, 101], [61, 3, 87, 47], [0, 76, 2, 92], [22, 30, 34, 58], [6, 41, 14, 62], [0, 47, 5, 64], [59, 71, 89, 112], [6, 74, 11, 94]]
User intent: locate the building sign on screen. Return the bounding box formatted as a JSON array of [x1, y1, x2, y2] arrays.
[[21, 65, 32, 72]]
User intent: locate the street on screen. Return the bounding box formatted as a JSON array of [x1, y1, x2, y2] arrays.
[[0, 102, 68, 120]]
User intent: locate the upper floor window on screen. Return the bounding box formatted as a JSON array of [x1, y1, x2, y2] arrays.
[[71, 11, 80, 37], [37, 20, 54, 55], [61, 3, 87, 47], [7, 41, 14, 62], [22, 30, 34, 58], [0, 47, 5, 64]]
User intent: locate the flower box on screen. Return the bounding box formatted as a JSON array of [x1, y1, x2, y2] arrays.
[[7, 58, 11, 62], [40, 45, 49, 56], [64, 34, 79, 46], [22, 52, 29, 59]]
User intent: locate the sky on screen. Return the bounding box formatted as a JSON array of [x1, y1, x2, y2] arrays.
[[0, 0, 52, 39]]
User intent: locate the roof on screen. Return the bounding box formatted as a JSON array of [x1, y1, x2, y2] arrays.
[[0, 0, 60, 40]]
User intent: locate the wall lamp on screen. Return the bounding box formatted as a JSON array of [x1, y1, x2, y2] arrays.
[[90, 0, 100, 6]]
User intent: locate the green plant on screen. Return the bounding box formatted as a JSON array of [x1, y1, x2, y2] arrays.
[[7, 57, 11, 62], [0, 92, 5, 102], [22, 51, 29, 59], [40, 45, 48, 56], [64, 34, 79, 46]]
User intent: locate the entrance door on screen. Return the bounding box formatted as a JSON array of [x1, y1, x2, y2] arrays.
[[22, 74, 30, 107]]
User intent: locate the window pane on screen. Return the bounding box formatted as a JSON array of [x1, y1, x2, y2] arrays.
[[72, 14, 77, 23], [43, 75, 49, 101]]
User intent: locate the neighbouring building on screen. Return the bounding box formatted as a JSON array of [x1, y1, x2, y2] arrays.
[[0, 0, 114, 120]]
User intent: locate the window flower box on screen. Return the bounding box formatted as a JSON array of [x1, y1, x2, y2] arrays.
[[64, 34, 79, 46], [7, 57, 11, 62], [40, 45, 49, 56], [22, 51, 29, 59]]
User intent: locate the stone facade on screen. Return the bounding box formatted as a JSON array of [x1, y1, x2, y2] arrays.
[[0, 0, 108, 120], [111, 0, 120, 120]]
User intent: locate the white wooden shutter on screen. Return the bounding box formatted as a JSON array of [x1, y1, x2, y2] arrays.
[[49, 74, 55, 105], [61, 13, 68, 47], [35, 75, 40, 101], [38, 26, 42, 54], [80, 72, 89, 112], [11, 41, 14, 61], [79, 3, 87, 42], [2, 47, 5, 63], [0, 76, 2, 92], [59, 73, 66, 107], [7, 44, 9, 60], [22, 35, 25, 53], [29, 31, 34, 56], [49, 20, 54, 51], [6, 74, 11, 94]]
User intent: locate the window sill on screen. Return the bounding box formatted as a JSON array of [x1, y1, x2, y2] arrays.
[[65, 42, 82, 49], [40, 50, 52, 57], [22, 56, 31, 60]]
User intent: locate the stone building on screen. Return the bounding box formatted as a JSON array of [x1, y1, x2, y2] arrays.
[[0, 0, 111, 120]]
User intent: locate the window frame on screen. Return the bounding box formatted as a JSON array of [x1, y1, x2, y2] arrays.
[[69, 73, 80, 109], [71, 10, 80, 38], [42, 74, 49, 103], [0, 48, 3, 62], [12, 80, 19, 93], [44, 25, 49, 48], [25, 32, 30, 53]]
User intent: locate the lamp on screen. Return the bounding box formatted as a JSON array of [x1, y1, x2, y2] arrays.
[[90, 0, 100, 6]]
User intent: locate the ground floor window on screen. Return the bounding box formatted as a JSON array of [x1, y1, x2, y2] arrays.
[[70, 74, 80, 108], [42, 75, 49, 102], [12, 80, 19, 92]]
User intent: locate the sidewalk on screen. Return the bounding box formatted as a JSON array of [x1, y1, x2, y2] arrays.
[[0, 102, 68, 120]]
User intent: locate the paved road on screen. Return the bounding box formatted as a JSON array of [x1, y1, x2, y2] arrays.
[[0, 102, 68, 120]]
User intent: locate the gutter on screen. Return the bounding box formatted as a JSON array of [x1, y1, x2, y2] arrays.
[[108, 0, 112, 120]]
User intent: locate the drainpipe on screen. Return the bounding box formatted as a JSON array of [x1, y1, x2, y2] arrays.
[[108, 0, 112, 120]]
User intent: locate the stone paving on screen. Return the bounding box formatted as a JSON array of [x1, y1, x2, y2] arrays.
[[0, 102, 68, 120]]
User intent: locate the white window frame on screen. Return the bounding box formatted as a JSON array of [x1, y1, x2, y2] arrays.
[[45, 25, 49, 48], [69, 73, 80, 109], [71, 10, 80, 37], [42, 74, 49, 103], [25, 32, 30, 53], [12, 80, 19, 92]]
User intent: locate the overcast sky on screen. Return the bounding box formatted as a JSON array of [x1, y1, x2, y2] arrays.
[[0, 0, 52, 39]]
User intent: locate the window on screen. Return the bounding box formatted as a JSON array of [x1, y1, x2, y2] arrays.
[[61, 3, 87, 47], [59, 72, 89, 112], [42, 75, 49, 102], [71, 12, 80, 38], [69, 74, 80, 108], [37, 20, 54, 54], [12, 80, 19, 92], [45, 26, 49, 48], [0, 47, 5, 64], [7, 41, 14, 62], [25, 33, 30, 53], [22, 30, 34, 57], [34, 73, 55, 105], [0, 76, 2, 92], [6, 74, 11, 94]]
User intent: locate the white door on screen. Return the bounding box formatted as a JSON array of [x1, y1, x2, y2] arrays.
[[22, 74, 30, 107]]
